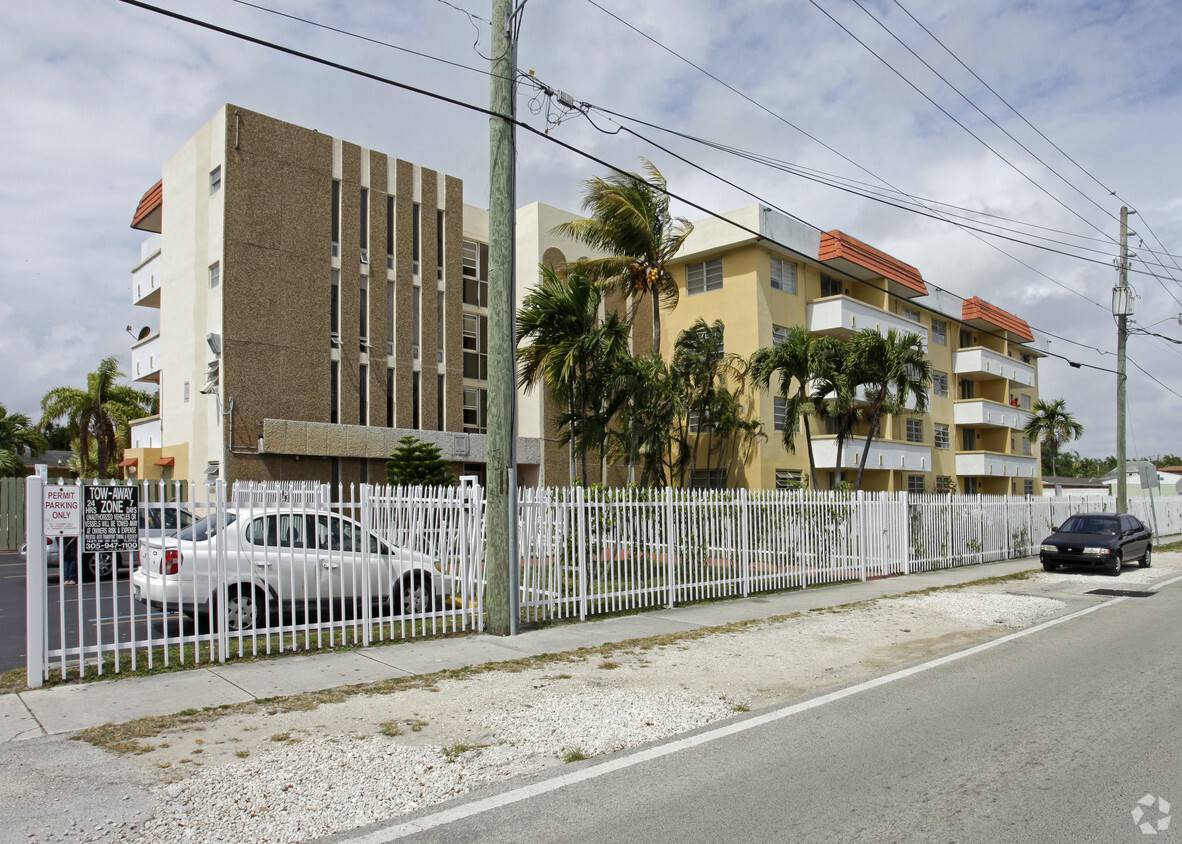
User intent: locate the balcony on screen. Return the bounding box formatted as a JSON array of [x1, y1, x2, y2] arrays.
[[955, 452, 1038, 478], [807, 296, 928, 347], [132, 239, 162, 308], [131, 332, 161, 383], [953, 400, 1032, 431], [130, 416, 162, 449], [812, 436, 932, 472], [953, 347, 1035, 386]]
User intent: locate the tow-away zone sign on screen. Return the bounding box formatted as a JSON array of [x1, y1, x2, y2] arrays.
[[82, 486, 140, 553]]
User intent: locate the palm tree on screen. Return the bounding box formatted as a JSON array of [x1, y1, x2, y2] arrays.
[[0, 404, 47, 476], [810, 335, 862, 489], [1024, 398, 1084, 483], [749, 326, 821, 490], [610, 352, 683, 487], [847, 329, 931, 491], [552, 160, 693, 353], [40, 356, 155, 479], [517, 264, 630, 484]]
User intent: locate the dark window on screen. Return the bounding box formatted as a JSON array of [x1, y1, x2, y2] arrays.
[[330, 361, 339, 424], [437, 374, 445, 431], [463, 387, 486, 433], [412, 203, 421, 272], [820, 274, 843, 297], [462, 239, 489, 307], [463, 314, 488, 380], [330, 270, 340, 342], [331, 180, 340, 250], [359, 276, 368, 352], [386, 196, 394, 268], [359, 188, 369, 251], [412, 371, 421, 429], [437, 210, 445, 278], [359, 364, 368, 426], [387, 281, 395, 352], [386, 367, 394, 427]]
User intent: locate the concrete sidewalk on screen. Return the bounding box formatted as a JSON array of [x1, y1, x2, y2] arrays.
[[0, 557, 1042, 742]]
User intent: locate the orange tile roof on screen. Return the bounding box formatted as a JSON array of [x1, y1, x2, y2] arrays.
[[818, 230, 927, 295], [131, 180, 162, 232], [962, 296, 1033, 342]]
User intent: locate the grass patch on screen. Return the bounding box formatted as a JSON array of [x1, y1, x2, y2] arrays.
[[563, 749, 588, 763], [1157, 539, 1182, 553], [442, 743, 482, 762], [235, 750, 249, 758], [598, 661, 619, 670], [270, 732, 292, 743], [379, 721, 403, 738]]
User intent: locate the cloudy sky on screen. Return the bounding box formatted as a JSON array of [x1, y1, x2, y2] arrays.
[[2, 0, 1180, 459]]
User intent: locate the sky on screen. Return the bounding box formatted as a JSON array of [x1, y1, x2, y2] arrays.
[[2, 0, 1181, 460]]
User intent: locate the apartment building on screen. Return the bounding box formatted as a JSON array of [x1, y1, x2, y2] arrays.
[[662, 205, 1045, 494], [123, 105, 592, 487]]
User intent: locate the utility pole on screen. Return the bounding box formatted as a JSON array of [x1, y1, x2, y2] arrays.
[[486, 0, 519, 635], [1115, 206, 1133, 513]]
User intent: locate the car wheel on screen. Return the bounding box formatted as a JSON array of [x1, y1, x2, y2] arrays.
[[1108, 553, 1122, 577], [400, 573, 437, 616], [1042, 559, 1057, 572], [224, 586, 265, 632], [80, 553, 114, 582], [1142, 546, 1152, 568]]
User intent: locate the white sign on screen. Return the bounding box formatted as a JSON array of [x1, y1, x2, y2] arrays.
[[43, 485, 81, 536]]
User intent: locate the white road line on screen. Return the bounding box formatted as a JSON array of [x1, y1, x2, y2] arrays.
[[333, 595, 1131, 843]]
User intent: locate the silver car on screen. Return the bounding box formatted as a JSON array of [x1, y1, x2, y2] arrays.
[[131, 508, 452, 631]]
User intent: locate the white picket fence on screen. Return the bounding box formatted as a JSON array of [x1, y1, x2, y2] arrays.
[[23, 476, 1182, 685]]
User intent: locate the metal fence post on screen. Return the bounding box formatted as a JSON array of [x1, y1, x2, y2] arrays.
[[739, 488, 751, 597], [360, 483, 373, 647], [576, 485, 588, 621], [665, 487, 676, 609], [900, 491, 911, 576], [25, 475, 44, 689]]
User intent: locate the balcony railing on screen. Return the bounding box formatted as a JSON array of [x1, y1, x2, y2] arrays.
[[811, 436, 932, 471], [131, 332, 161, 383], [807, 296, 929, 347], [955, 452, 1038, 478], [953, 347, 1035, 386], [953, 400, 1032, 431], [132, 248, 162, 308]]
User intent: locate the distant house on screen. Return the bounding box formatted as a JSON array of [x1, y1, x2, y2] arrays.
[[1100, 466, 1182, 497], [1040, 475, 1108, 497], [17, 448, 76, 482]]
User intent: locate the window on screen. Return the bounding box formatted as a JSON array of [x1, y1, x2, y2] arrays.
[[360, 460, 369, 485], [462, 239, 489, 307], [412, 286, 421, 360], [183, 381, 190, 403], [932, 371, 949, 398], [1022, 438, 1032, 456], [690, 469, 727, 489], [437, 210, 445, 281], [772, 324, 789, 347], [820, 274, 843, 297], [209, 166, 221, 194], [687, 409, 709, 434], [330, 361, 339, 424], [959, 329, 974, 348], [437, 292, 445, 363], [330, 270, 340, 345], [359, 188, 369, 263], [463, 314, 488, 380], [463, 387, 486, 434], [962, 428, 975, 450], [412, 202, 421, 275], [934, 423, 950, 449], [902, 306, 921, 323], [931, 320, 947, 346], [359, 276, 368, 352], [1021, 394, 1031, 410], [960, 379, 975, 400], [907, 475, 926, 494], [686, 258, 723, 295], [386, 196, 394, 269], [386, 367, 394, 427], [208, 262, 220, 289], [1023, 479, 1034, 496], [331, 180, 341, 257], [964, 477, 978, 494], [770, 257, 797, 294], [906, 418, 924, 443], [437, 374, 445, 431], [773, 397, 788, 432], [775, 470, 803, 490], [412, 371, 421, 429], [331, 458, 341, 490], [1020, 352, 1032, 364], [935, 476, 953, 493], [359, 364, 368, 425], [387, 281, 395, 354]]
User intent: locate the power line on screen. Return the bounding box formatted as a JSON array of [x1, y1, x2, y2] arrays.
[[1128, 355, 1182, 402], [119, 0, 1124, 380]]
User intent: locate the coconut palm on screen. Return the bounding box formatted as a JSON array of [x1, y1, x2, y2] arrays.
[[846, 329, 932, 491], [39, 356, 155, 479], [810, 335, 862, 489], [517, 264, 630, 484], [749, 326, 822, 490], [1024, 398, 1084, 481], [0, 404, 47, 476], [552, 160, 693, 353]]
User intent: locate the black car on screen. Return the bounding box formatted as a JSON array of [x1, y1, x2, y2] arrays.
[[1039, 512, 1152, 576]]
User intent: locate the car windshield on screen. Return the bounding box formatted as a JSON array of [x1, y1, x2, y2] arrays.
[[178, 513, 236, 542], [1060, 516, 1118, 535]]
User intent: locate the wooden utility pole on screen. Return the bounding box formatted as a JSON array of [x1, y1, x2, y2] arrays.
[[1115, 206, 1132, 513], [486, 0, 519, 635]]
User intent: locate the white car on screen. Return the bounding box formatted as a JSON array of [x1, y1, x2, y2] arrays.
[[131, 508, 452, 631]]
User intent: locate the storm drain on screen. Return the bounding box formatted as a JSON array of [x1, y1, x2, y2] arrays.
[[1086, 588, 1157, 598]]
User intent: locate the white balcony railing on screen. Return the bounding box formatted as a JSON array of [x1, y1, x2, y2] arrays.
[[811, 436, 932, 471], [132, 247, 162, 308], [807, 296, 929, 347], [955, 452, 1039, 478], [130, 415, 162, 449], [131, 332, 161, 383], [953, 347, 1035, 386], [953, 400, 1032, 431]]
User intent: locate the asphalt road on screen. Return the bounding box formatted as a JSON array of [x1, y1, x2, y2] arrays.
[[362, 580, 1182, 844]]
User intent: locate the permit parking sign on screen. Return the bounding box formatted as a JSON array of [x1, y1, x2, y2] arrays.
[[82, 486, 140, 553], [42, 485, 81, 536]]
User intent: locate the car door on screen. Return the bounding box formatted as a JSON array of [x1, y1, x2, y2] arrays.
[[244, 514, 317, 612]]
